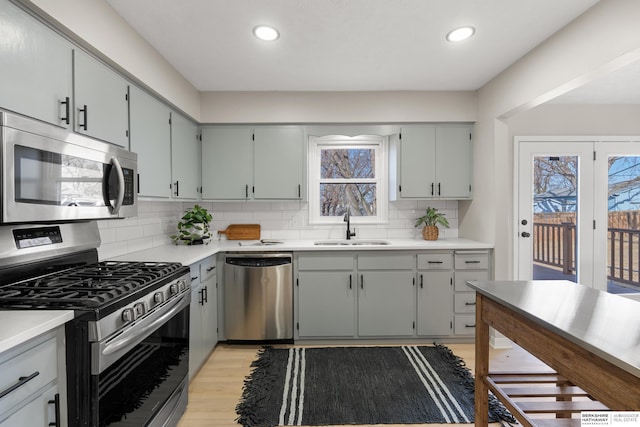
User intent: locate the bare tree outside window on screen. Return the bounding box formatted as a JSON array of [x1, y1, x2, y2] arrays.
[[319, 148, 376, 217]]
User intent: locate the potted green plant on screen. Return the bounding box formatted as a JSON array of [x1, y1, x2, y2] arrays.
[[171, 204, 213, 245], [415, 207, 449, 240]]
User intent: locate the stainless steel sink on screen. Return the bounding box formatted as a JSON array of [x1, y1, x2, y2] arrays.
[[313, 240, 390, 246]]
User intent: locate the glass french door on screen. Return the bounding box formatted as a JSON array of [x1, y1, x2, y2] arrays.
[[516, 141, 594, 287], [518, 139, 640, 293], [594, 143, 640, 293]]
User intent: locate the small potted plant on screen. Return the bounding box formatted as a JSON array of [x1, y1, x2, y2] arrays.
[[171, 204, 213, 245], [415, 207, 449, 240]]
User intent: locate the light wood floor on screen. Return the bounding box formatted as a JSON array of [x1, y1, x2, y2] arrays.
[[177, 342, 551, 427]]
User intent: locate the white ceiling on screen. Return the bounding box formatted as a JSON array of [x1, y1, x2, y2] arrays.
[[105, 0, 603, 94]]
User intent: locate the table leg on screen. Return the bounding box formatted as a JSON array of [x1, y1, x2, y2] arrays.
[[475, 293, 489, 427]]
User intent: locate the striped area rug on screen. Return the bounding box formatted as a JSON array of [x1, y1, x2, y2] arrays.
[[236, 345, 513, 426]]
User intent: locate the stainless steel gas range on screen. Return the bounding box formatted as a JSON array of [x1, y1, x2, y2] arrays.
[[0, 222, 190, 427]]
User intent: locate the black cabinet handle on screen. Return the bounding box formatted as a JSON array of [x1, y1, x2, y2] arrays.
[[430, 183, 434, 196], [198, 289, 204, 305], [427, 261, 443, 264], [349, 274, 352, 289], [203, 286, 208, 304], [360, 274, 364, 289], [191, 276, 199, 281], [79, 105, 88, 130], [465, 302, 476, 306], [206, 266, 215, 272], [0, 371, 39, 399], [48, 393, 61, 427], [60, 97, 70, 125], [465, 324, 476, 328], [298, 184, 301, 198], [420, 274, 423, 289], [438, 182, 441, 196], [245, 184, 248, 198], [174, 180, 179, 197], [465, 260, 481, 264]]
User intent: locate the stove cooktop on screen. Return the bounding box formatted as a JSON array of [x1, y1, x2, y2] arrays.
[[0, 261, 187, 310]]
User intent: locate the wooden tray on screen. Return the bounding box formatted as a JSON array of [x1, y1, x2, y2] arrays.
[[218, 224, 261, 240]]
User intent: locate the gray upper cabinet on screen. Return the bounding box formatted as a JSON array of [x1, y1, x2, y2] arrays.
[[390, 124, 473, 200], [201, 126, 304, 200], [253, 126, 303, 200], [201, 127, 253, 200], [0, 0, 72, 128], [73, 49, 129, 147], [171, 112, 200, 200], [129, 86, 171, 197]]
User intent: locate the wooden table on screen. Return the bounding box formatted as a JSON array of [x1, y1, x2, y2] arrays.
[[467, 280, 640, 427]]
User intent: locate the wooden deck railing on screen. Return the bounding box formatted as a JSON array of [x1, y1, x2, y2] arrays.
[[533, 222, 640, 286]]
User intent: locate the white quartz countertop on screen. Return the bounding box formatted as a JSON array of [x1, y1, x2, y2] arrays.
[[0, 310, 74, 354], [467, 280, 640, 378], [107, 238, 492, 265]]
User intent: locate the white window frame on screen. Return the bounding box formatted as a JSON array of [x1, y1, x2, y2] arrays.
[[308, 134, 388, 225]]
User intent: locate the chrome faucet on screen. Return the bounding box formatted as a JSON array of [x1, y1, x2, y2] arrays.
[[343, 207, 356, 240]]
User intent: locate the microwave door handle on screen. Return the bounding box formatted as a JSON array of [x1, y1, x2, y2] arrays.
[[109, 157, 125, 215]]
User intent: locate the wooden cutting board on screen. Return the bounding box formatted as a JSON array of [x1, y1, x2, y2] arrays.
[[218, 224, 261, 240]]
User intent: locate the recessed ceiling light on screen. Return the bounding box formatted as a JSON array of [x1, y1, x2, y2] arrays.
[[446, 26, 475, 42], [253, 25, 279, 41]]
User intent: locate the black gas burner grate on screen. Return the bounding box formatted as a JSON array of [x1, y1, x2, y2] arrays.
[[0, 260, 185, 309]]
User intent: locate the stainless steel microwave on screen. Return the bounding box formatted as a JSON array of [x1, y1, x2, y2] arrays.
[[1, 112, 137, 224]]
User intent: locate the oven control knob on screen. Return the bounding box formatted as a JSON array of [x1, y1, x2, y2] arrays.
[[169, 283, 179, 295], [133, 302, 146, 317], [121, 308, 135, 323], [178, 279, 187, 291], [153, 292, 165, 304]]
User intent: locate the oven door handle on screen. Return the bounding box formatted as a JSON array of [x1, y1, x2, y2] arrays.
[[103, 294, 188, 357], [108, 157, 125, 215]]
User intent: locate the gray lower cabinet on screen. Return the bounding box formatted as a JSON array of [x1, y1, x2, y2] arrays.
[[0, 0, 72, 128], [188, 256, 218, 380], [416, 253, 454, 336], [296, 253, 356, 338], [453, 251, 490, 336], [0, 328, 65, 427], [357, 253, 415, 337]]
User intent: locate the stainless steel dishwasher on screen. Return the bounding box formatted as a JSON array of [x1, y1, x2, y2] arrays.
[[224, 253, 293, 341]]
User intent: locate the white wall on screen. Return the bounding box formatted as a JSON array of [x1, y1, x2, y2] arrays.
[[25, 0, 201, 120], [98, 199, 459, 260], [200, 91, 476, 123], [465, 0, 640, 280]]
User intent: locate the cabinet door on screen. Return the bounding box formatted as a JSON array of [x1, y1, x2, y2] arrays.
[[200, 258, 218, 355], [417, 271, 453, 336], [73, 50, 129, 146], [398, 126, 436, 198], [129, 86, 171, 197], [297, 272, 355, 337], [253, 127, 303, 199], [0, 384, 59, 427], [188, 274, 203, 381], [0, 0, 72, 128], [358, 271, 415, 336], [435, 127, 472, 199], [201, 127, 253, 199], [171, 112, 200, 199]]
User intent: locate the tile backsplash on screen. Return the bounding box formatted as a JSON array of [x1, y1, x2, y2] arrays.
[[97, 199, 458, 260]]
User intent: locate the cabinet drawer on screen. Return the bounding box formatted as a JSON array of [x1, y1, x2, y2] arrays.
[[454, 314, 476, 336], [200, 256, 217, 282], [0, 336, 58, 416], [357, 253, 414, 270], [297, 254, 354, 270], [454, 252, 489, 270], [454, 293, 477, 313], [454, 270, 489, 292], [417, 253, 452, 270]]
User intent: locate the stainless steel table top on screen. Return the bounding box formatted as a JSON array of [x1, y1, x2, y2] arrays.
[[467, 280, 640, 378]]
